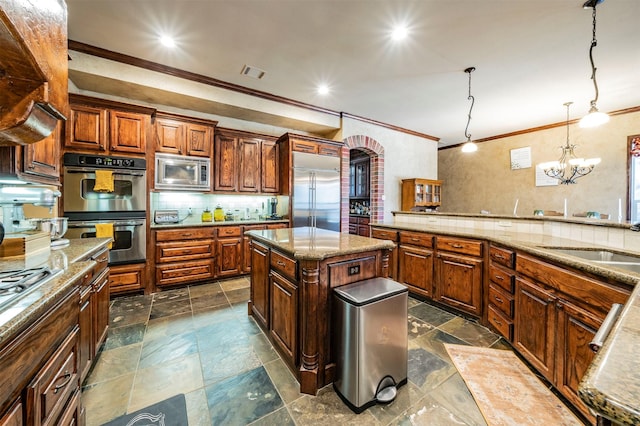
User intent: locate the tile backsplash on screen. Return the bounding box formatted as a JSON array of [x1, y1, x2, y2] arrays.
[[150, 192, 288, 223]]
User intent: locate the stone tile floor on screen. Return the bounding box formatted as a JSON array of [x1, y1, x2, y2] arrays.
[[82, 277, 572, 425]]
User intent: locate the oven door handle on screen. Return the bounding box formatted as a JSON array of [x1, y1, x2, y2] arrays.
[[64, 167, 145, 177], [68, 220, 145, 228]]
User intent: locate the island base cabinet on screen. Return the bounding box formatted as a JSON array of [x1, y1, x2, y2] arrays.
[[434, 252, 482, 317], [398, 246, 433, 297], [270, 271, 298, 367], [249, 241, 270, 329]]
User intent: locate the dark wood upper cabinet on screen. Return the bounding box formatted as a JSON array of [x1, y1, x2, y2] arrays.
[[155, 112, 216, 157], [214, 128, 279, 194]]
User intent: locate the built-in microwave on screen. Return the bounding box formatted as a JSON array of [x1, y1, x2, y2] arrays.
[[155, 153, 211, 191]]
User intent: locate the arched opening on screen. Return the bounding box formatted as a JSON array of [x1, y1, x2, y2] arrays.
[[340, 135, 384, 232]]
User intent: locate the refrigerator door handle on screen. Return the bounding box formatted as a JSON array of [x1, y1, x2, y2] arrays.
[[311, 172, 317, 227]]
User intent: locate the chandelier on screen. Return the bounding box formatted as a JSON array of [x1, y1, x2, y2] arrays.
[[461, 67, 478, 153], [540, 102, 601, 184], [579, 0, 609, 128]]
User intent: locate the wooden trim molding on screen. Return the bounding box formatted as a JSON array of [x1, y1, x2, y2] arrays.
[[341, 112, 440, 142], [69, 93, 156, 116], [439, 105, 640, 151]]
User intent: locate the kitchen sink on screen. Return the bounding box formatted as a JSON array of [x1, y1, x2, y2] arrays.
[[542, 248, 640, 274]]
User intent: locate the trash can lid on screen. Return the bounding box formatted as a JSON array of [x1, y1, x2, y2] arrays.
[[334, 277, 407, 306]]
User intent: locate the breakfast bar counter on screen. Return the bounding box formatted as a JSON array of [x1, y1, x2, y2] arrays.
[[246, 227, 395, 395]]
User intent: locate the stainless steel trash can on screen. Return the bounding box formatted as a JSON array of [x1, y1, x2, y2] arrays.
[[332, 277, 408, 413]]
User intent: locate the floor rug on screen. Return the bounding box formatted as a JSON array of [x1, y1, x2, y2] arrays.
[[103, 394, 188, 426], [444, 344, 581, 426]]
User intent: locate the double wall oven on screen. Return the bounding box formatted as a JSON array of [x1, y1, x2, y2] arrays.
[[63, 153, 146, 265]]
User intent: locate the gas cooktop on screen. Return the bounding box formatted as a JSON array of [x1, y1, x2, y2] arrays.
[[0, 267, 63, 310]]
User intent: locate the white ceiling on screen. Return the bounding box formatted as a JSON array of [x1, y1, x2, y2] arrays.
[[65, 0, 640, 147]]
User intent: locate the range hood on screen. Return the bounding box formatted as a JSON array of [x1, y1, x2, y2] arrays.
[[0, 0, 68, 146]]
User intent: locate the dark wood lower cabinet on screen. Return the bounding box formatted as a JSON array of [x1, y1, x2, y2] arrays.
[[0, 399, 23, 426], [398, 245, 433, 297], [435, 252, 483, 317], [249, 241, 270, 329], [269, 271, 298, 364], [514, 277, 556, 382], [216, 237, 242, 277]]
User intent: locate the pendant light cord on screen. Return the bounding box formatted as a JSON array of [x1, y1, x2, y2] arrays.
[[588, 6, 599, 106], [464, 67, 475, 140]]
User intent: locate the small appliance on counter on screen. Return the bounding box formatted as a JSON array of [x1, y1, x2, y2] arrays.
[[29, 217, 70, 248], [266, 197, 283, 220], [154, 210, 180, 224]]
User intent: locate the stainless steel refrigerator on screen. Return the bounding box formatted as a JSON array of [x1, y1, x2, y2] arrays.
[[292, 151, 341, 231]]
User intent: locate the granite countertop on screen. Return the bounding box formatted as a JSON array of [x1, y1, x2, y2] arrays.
[[150, 218, 289, 229], [579, 281, 640, 425], [372, 221, 640, 423], [246, 226, 395, 260], [392, 210, 632, 230], [371, 221, 640, 286], [0, 237, 112, 346]]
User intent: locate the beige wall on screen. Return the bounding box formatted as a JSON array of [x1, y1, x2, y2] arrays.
[[340, 117, 439, 220], [438, 110, 639, 220]]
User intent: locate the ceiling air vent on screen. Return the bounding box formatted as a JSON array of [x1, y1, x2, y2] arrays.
[[241, 65, 266, 79]]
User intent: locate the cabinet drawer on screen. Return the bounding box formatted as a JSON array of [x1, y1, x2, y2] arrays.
[[270, 251, 297, 281], [328, 256, 377, 288], [27, 328, 79, 426], [242, 225, 266, 234], [399, 231, 433, 248], [156, 240, 215, 262], [489, 264, 515, 293], [488, 305, 513, 341], [318, 143, 341, 157], [292, 140, 318, 153], [371, 228, 398, 242], [218, 226, 241, 237], [155, 227, 216, 242], [348, 224, 358, 234], [490, 245, 515, 268], [436, 236, 482, 257], [109, 263, 146, 294], [489, 283, 514, 318], [358, 217, 369, 225], [156, 259, 215, 287]]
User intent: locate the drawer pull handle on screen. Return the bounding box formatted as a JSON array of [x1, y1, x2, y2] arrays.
[[183, 250, 192, 254], [494, 296, 503, 303], [493, 317, 502, 326], [276, 261, 286, 266], [182, 233, 193, 237], [449, 243, 463, 248], [53, 371, 72, 394], [494, 275, 504, 281], [494, 254, 506, 260]]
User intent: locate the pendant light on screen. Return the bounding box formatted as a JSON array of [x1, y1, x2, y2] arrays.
[[540, 102, 601, 184], [579, 0, 609, 128], [461, 67, 478, 153]]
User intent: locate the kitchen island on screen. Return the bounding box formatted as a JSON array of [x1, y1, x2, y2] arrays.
[[245, 226, 395, 395]]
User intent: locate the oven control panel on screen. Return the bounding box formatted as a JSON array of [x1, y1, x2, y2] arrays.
[[154, 210, 180, 224]]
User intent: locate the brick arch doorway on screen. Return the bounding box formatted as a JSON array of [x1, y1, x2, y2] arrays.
[[341, 135, 384, 232]]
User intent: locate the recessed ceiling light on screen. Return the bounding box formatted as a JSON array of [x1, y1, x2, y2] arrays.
[[317, 84, 330, 95], [241, 65, 266, 79], [159, 35, 176, 48], [391, 25, 409, 41]]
